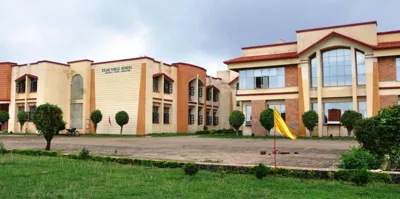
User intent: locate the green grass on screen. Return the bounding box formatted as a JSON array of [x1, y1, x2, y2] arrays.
[[0, 155, 398, 199]]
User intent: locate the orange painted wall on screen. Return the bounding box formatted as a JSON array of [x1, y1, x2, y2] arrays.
[[89, 68, 96, 133], [0, 63, 13, 101], [175, 63, 207, 132], [136, 63, 147, 135]]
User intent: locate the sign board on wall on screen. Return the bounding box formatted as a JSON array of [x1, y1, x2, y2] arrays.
[[101, 66, 132, 74]]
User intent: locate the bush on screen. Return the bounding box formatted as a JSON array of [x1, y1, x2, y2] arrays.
[[0, 110, 10, 131], [302, 110, 318, 133], [115, 111, 129, 134], [79, 148, 91, 160], [57, 120, 67, 134], [0, 141, 6, 154], [254, 163, 269, 179], [11, 149, 59, 157], [17, 111, 28, 132], [229, 110, 245, 136], [90, 110, 103, 134], [349, 169, 370, 186], [339, 147, 379, 169], [341, 110, 362, 136], [32, 103, 64, 150], [183, 162, 199, 176], [259, 109, 274, 133]]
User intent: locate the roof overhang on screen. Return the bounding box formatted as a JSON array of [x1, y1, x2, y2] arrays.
[[15, 74, 38, 82]]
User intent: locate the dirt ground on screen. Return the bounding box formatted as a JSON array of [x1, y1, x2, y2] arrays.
[[0, 135, 357, 168]]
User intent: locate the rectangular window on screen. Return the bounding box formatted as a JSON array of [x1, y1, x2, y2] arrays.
[[153, 78, 159, 92], [268, 104, 285, 121], [206, 115, 212, 125], [311, 103, 318, 112], [188, 108, 194, 125], [310, 57, 317, 88], [238, 67, 284, 89], [164, 80, 172, 94], [16, 80, 26, 93], [356, 51, 366, 85], [245, 105, 252, 122], [213, 115, 219, 125], [17, 105, 25, 112], [213, 90, 219, 102], [397, 58, 400, 81], [152, 106, 159, 123], [323, 49, 352, 87], [30, 78, 37, 92], [189, 86, 194, 96], [198, 114, 203, 125], [28, 104, 36, 121], [206, 89, 212, 100], [358, 101, 367, 119], [198, 87, 203, 97], [323, 102, 353, 123], [163, 107, 170, 124]]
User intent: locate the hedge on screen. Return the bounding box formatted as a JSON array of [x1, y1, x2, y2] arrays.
[[6, 149, 397, 184]]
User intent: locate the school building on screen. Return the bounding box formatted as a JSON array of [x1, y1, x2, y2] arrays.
[[0, 57, 237, 134], [225, 21, 400, 137]]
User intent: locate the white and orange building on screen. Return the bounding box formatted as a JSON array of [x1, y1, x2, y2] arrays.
[[0, 57, 235, 134], [225, 21, 400, 137]]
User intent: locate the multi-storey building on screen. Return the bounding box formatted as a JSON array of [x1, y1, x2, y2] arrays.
[[0, 57, 233, 134], [225, 21, 400, 137]]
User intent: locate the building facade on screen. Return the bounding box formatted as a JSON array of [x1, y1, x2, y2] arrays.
[[225, 21, 400, 137], [0, 57, 234, 134]]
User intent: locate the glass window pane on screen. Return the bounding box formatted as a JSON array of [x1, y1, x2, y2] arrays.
[[269, 76, 277, 88], [254, 69, 262, 77], [262, 69, 269, 76], [330, 76, 337, 86], [246, 70, 254, 78], [358, 75, 365, 85], [397, 69, 400, 81], [277, 76, 285, 87], [323, 57, 329, 66], [312, 78, 317, 88], [345, 67, 352, 75], [337, 66, 345, 76], [247, 77, 254, 88], [338, 76, 345, 86], [269, 68, 277, 76], [239, 75, 246, 89], [329, 56, 336, 65], [324, 76, 330, 86], [357, 65, 365, 74], [277, 67, 284, 75], [345, 75, 352, 85], [330, 67, 337, 76], [344, 49, 351, 56]]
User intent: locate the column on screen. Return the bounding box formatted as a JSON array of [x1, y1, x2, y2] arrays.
[[365, 56, 377, 117], [351, 47, 358, 111]]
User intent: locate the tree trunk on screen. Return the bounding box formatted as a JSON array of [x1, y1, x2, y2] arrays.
[[94, 124, 97, 134], [45, 139, 51, 150], [236, 129, 239, 136], [120, 126, 123, 134], [20, 122, 24, 133]]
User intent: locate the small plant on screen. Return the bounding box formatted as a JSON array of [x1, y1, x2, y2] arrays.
[[115, 111, 129, 134], [17, 111, 28, 133], [79, 148, 91, 160], [0, 141, 6, 154], [183, 162, 199, 176], [229, 110, 245, 136], [339, 147, 379, 169], [349, 169, 370, 186], [341, 110, 362, 136], [209, 129, 216, 134], [254, 163, 269, 179], [260, 109, 274, 134], [90, 110, 103, 134], [302, 110, 318, 135]]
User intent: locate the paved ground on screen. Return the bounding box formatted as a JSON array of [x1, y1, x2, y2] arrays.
[[0, 135, 357, 168]]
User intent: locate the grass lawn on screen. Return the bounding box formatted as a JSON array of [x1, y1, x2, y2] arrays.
[[0, 155, 398, 199]]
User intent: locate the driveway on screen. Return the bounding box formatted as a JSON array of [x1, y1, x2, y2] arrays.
[[0, 135, 357, 168]]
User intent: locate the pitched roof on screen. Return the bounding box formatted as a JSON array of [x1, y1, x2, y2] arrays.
[[223, 52, 298, 64], [376, 41, 400, 49], [15, 74, 38, 82], [152, 73, 174, 82]]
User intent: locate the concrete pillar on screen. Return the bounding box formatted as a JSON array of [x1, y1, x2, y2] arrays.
[[316, 50, 323, 137], [365, 56, 377, 117], [351, 47, 358, 111]]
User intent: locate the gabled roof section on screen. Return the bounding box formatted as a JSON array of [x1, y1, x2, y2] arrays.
[[228, 77, 238, 86], [15, 74, 38, 82], [206, 85, 220, 92], [296, 21, 377, 33], [297, 31, 376, 56], [223, 52, 298, 64], [152, 73, 174, 82], [376, 41, 400, 49]]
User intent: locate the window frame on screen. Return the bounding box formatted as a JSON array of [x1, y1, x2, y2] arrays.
[[356, 50, 366, 85], [153, 77, 159, 92], [163, 107, 170, 124], [16, 79, 26, 93], [152, 106, 159, 124], [396, 57, 400, 81], [322, 48, 352, 87], [30, 77, 38, 92]]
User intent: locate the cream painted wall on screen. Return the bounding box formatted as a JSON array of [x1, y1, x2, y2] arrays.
[[94, 60, 142, 134], [243, 43, 297, 56], [377, 33, 400, 42], [228, 58, 299, 70]]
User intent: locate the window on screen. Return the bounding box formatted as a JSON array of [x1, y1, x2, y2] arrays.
[[198, 87, 203, 97], [153, 77, 159, 92], [311, 103, 318, 112], [206, 111, 211, 125], [188, 108, 194, 125], [16, 79, 26, 93], [238, 67, 285, 89], [268, 104, 285, 121], [71, 75, 83, 100], [164, 80, 172, 94], [189, 86, 194, 96], [358, 101, 367, 119], [245, 105, 252, 122], [198, 109, 203, 125], [28, 104, 36, 121], [17, 105, 25, 112], [206, 89, 212, 100], [213, 112, 219, 126], [323, 102, 352, 123], [322, 48, 352, 86], [30, 78, 37, 92], [163, 107, 170, 124], [356, 51, 366, 85], [310, 56, 317, 88], [397, 58, 400, 81], [152, 106, 159, 123], [213, 90, 219, 102]]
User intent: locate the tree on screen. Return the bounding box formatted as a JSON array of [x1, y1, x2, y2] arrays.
[[229, 110, 245, 136], [260, 108, 274, 134], [302, 110, 318, 135], [32, 103, 63, 150], [0, 111, 10, 131], [17, 111, 28, 133], [341, 110, 362, 136], [90, 109, 103, 134], [115, 111, 129, 134]]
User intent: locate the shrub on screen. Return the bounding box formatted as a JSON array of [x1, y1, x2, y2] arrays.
[[302, 110, 318, 133], [254, 163, 269, 179], [0, 111, 10, 131], [229, 110, 245, 136], [32, 103, 64, 150], [115, 111, 129, 134], [341, 110, 362, 136], [90, 110, 103, 134], [371, 172, 393, 183], [339, 147, 379, 169], [183, 162, 198, 176], [17, 111, 28, 133], [57, 120, 67, 135], [349, 169, 370, 186], [260, 109, 274, 134], [0, 141, 6, 154], [11, 149, 59, 157], [79, 148, 91, 160]]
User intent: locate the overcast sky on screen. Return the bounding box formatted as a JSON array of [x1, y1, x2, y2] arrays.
[[1, 0, 399, 76]]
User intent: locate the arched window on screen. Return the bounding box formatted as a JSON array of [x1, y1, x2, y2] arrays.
[[356, 50, 366, 85], [322, 48, 352, 86], [71, 75, 83, 100], [310, 56, 317, 88]]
